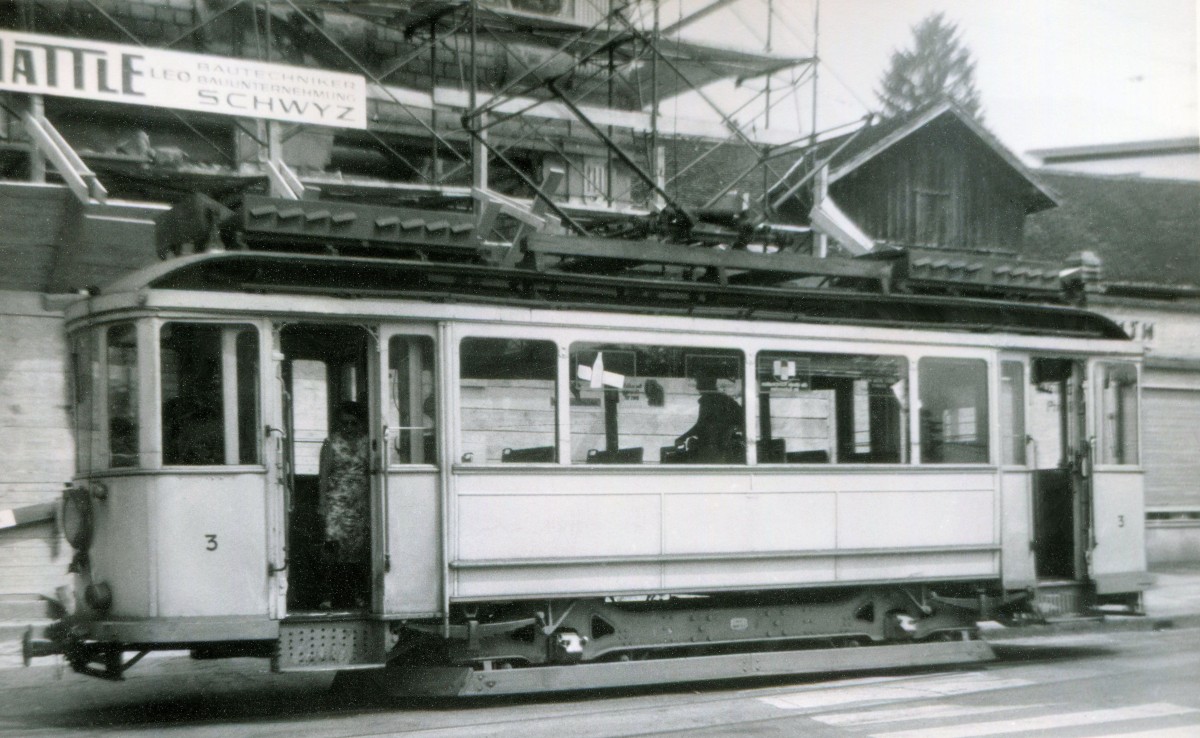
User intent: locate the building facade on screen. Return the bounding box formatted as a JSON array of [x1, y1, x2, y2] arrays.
[[0, 0, 809, 601]]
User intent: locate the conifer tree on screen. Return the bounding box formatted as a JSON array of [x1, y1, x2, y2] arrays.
[[877, 12, 984, 120]]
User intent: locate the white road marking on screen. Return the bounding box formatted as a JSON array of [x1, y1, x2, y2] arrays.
[[0, 510, 16, 528], [759, 672, 1032, 711], [1074, 726, 1200, 738], [814, 702, 1042, 727], [871, 703, 1200, 738]]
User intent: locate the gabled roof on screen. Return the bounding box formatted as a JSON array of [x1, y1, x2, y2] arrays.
[[811, 102, 1058, 214], [1023, 171, 1200, 288]]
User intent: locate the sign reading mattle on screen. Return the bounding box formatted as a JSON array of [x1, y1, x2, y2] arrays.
[[0, 30, 367, 129]]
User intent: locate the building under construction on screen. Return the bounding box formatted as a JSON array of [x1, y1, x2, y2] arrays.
[[0, 0, 832, 609], [3, 0, 1195, 621]]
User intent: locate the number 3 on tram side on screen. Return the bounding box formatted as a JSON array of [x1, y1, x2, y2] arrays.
[[38, 253, 1149, 691]]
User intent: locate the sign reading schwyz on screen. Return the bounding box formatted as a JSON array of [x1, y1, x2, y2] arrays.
[[0, 30, 366, 129]]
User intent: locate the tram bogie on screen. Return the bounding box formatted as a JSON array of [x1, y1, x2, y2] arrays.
[[26, 238, 1150, 692]]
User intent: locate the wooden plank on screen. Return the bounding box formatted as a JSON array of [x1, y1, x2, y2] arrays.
[[0, 244, 55, 291], [48, 211, 158, 292], [0, 503, 56, 530], [0, 184, 70, 247]]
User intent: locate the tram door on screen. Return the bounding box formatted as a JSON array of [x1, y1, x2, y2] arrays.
[[378, 328, 442, 616], [1028, 358, 1090, 582], [1087, 360, 1150, 595], [276, 324, 378, 613]]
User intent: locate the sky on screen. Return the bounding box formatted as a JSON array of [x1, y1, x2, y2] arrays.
[[656, 0, 1198, 158]]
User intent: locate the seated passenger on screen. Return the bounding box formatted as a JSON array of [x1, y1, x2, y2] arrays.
[[675, 373, 744, 463]]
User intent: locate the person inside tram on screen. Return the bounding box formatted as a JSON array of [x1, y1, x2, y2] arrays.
[[675, 371, 745, 463], [317, 400, 371, 609]]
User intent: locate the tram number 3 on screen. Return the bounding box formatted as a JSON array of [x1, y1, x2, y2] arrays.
[[205, 534, 219, 551], [1118, 515, 1125, 528]]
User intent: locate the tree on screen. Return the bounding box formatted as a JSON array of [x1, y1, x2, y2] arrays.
[[877, 13, 984, 121]]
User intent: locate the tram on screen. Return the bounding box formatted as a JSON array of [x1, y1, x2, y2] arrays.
[[26, 193, 1150, 695]]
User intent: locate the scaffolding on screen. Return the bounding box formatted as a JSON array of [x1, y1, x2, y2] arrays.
[[2, 0, 830, 247]]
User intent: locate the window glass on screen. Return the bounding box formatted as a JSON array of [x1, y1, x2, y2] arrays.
[[106, 324, 139, 468], [1029, 358, 1070, 469], [236, 331, 261, 464], [1098, 362, 1139, 465], [919, 358, 990, 463], [758, 353, 907, 464], [1000, 361, 1026, 465], [289, 359, 329, 475], [570, 344, 743, 464], [160, 323, 260, 466], [389, 336, 437, 465], [71, 331, 100, 475], [459, 338, 557, 463]]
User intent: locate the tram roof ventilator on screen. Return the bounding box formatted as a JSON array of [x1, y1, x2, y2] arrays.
[[147, 191, 1123, 340]]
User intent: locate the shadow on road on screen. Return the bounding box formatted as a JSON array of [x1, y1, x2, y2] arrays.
[[991, 642, 1117, 664]]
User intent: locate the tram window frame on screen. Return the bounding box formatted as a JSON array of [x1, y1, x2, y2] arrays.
[[387, 335, 438, 466], [756, 351, 908, 465], [1096, 362, 1139, 466], [568, 343, 745, 465], [1000, 361, 1027, 466], [459, 337, 558, 464], [159, 322, 261, 467], [918, 357, 991, 464], [70, 330, 102, 474], [106, 323, 139, 468]]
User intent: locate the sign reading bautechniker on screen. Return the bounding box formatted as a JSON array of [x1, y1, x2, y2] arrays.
[[0, 30, 367, 129]]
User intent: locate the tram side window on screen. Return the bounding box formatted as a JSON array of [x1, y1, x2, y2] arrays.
[[389, 336, 437, 465], [459, 338, 556, 463], [1098, 362, 1139, 465], [71, 331, 101, 474], [919, 358, 990, 464], [1000, 361, 1027, 465], [757, 353, 907, 464], [160, 323, 260, 466], [570, 344, 744, 465], [107, 324, 139, 468]]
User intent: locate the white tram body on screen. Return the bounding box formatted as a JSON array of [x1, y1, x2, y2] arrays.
[[35, 244, 1150, 691]]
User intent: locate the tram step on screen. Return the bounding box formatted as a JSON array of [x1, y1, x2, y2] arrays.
[[1034, 581, 1096, 620], [274, 618, 388, 673]]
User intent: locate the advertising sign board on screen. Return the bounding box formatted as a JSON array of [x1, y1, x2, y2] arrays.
[[0, 30, 367, 129]]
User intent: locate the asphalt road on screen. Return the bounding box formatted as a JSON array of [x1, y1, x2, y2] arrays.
[[2, 627, 1198, 737]]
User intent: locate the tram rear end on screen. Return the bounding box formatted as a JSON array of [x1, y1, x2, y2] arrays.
[[31, 316, 281, 677]]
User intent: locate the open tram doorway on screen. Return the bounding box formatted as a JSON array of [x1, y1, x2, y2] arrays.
[[278, 324, 376, 613], [1029, 358, 1090, 582]]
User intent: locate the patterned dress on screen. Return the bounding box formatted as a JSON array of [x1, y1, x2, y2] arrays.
[[318, 431, 370, 563]]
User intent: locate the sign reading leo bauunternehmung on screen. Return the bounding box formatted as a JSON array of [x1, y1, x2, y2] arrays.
[[0, 30, 367, 129]]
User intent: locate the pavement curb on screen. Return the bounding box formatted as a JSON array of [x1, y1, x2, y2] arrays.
[[983, 612, 1200, 641]]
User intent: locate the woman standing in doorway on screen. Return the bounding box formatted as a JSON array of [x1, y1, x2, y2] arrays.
[[318, 401, 370, 609]]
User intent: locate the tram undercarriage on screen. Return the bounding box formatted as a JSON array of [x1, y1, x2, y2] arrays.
[[29, 583, 1008, 691], [397, 585, 998, 670]]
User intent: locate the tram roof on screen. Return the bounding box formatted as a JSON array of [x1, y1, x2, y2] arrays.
[[98, 251, 1129, 341]]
